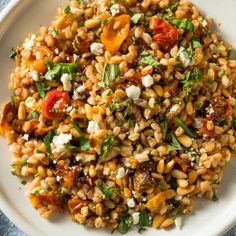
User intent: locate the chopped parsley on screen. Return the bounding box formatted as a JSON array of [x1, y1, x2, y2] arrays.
[[36, 81, 46, 98], [220, 69, 225, 76], [118, 215, 133, 234], [192, 37, 202, 49], [170, 208, 180, 219], [43, 129, 56, 155], [71, 121, 90, 151], [175, 117, 194, 138], [101, 63, 119, 87], [165, 1, 179, 16], [45, 62, 79, 81], [21, 180, 27, 185], [131, 13, 143, 25], [140, 51, 160, 68], [64, 143, 78, 150], [102, 185, 115, 199], [168, 133, 182, 151], [27, 111, 39, 120], [20, 159, 27, 167], [159, 118, 168, 139], [64, 5, 71, 14], [101, 19, 108, 26], [99, 135, 114, 163], [138, 211, 151, 233]]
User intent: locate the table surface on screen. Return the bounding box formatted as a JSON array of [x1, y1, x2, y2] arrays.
[[0, 0, 235, 235]]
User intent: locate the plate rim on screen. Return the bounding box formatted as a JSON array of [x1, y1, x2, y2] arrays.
[[0, 0, 235, 236]]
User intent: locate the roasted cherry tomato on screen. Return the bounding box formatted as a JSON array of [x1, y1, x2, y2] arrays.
[[150, 17, 178, 52], [210, 97, 232, 122], [101, 14, 130, 54], [42, 90, 70, 120]]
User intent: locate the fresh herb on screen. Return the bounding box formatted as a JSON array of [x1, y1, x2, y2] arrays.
[[73, 54, 79, 63], [11, 171, 16, 176], [45, 62, 79, 81], [36, 149, 43, 154], [138, 211, 151, 233], [182, 68, 201, 96], [64, 143, 78, 150], [168, 133, 182, 151], [140, 51, 160, 68], [170, 208, 180, 219], [27, 111, 39, 120], [50, 28, 58, 37], [127, 118, 133, 128], [118, 216, 133, 234], [64, 5, 71, 14], [20, 159, 27, 167], [169, 18, 194, 32], [227, 47, 232, 58], [101, 19, 108, 26], [21, 180, 27, 185], [43, 129, 56, 155], [10, 95, 15, 109], [95, 179, 103, 188], [60, 187, 68, 196], [192, 37, 202, 49], [99, 135, 114, 163], [175, 117, 194, 138], [71, 121, 90, 151], [165, 1, 179, 16], [177, 45, 194, 63], [101, 63, 119, 87], [31, 190, 40, 196], [49, 108, 59, 113], [34, 173, 40, 177], [103, 213, 110, 220], [207, 79, 213, 84], [220, 69, 225, 76], [36, 81, 46, 98], [9, 48, 17, 59], [212, 192, 218, 202], [131, 13, 142, 25], [159, 118, 168, 139], [102, 185, 115, 199]]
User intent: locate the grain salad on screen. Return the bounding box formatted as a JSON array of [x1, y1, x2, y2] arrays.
[[1, 0, 236, 233]]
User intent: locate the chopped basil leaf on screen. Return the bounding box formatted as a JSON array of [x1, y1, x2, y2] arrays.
[[131, 13, 142, 25], [175, 117, 194, 138], [101, 63, 119, 87], [140, 51, 160, 68], [9, 48, 17, 59], [118, 216, 133, 234], [71, 121, 90, 151], [10, 95, 15, 109], [64, 5, 71, 14], [27, 111, 39, 120], [220, 69, 225, 76], [99, 135, 114, 163], [138, 210, 151, 233], [169, 18, 194, 32], [45, 62, 79, 80], [49, 108, 59, 113], [21, 180, 27, 185], [43, 129, 56, 155], [102, 185, 115, 199], [192, 37, 202, 49], [182, 68, 201, 96], [36, 81, 46, 98], [20, 159, 27, 167], [34, 173, 40, 177], [168, 133, 182, 151], [50, 28, 58, 37]]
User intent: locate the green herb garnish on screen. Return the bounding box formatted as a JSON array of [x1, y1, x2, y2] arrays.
[[43, 129, 56, 155], [140, 51, 160, 68], [138, 210, 151, 233], [10, 95, 15, 109], [165, 1, 179, 16], [220, 69, 225, 76], [175, 117, 194, 138], [101, 63, 119, 87], [27, 111, 39, 120], [64, 143, 78, 150], [99, 135, 114, 163], [118, 216, 133, 234], [192, 37, 202, 49], [170, 208, 180, 219], [36, 81, 46, 98], [169, 18, 194, 32], [9, 48, 17, 59], [168, 133, 182, 151], [102, 185, 115, 199], [64, 5, 71, 14]]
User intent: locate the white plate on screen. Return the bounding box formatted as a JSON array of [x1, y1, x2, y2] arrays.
[[0, 0, 236, 236]]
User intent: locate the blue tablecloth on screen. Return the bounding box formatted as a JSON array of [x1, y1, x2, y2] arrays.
[[0, 0, 235, 235]]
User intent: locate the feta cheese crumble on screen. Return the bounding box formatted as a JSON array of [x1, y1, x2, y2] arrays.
[[134, 153, 149, 163], [22, 134, 29, 141], [125, 85, 141, 100], [30, 70, 39, 81], [174, 217, 182, 230], [142, 75, 154, 87], [179, 50, 191, 68], [90, 42, 104, 56], [76, 84, 85, 93], [132, 212, 140, 225], [116, 167, 126, 179], [25, 97, 36, 109], [61, 73, 72, 91], [127, 198, 136, 208], [23, 34, 36, 50], [110, 4, 121, 16], [52, 133, 72, 152], [87, 121, 100, 134]]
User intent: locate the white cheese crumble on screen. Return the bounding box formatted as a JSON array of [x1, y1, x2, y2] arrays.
[[132, 212, 140, 225], [76, 84, 85, 93], [125, 85, 141, 100], [206, 104, 214, 116], [110, 4, 121, 16], [30, 70, 39, 81], [87, 121, 100, 134], [116, 167, 126, 179], [75, 153, 96, 162], [56, 176, 61, 182], [90, 42, 104, 56], [52, 133, 72, 152], [142, 75, 154, 87], [202, 19, 208, 28], [61, 73, 72, 91], [127, 198, 136, 208], [22, 134, 29, 141], [193, 118, 203, 129], [134, 153, 149, 163], [174, 217, 182, 230], [23, 34, 36, 50], [179, 50, 191, 68], [175, 195, 182, 201], [170, 104, 181, 113], [25, 97, 36, 109]]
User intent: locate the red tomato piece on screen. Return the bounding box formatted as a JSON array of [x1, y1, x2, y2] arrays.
[[150, 17, 178, 52], [42, 90, 70, 120]]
